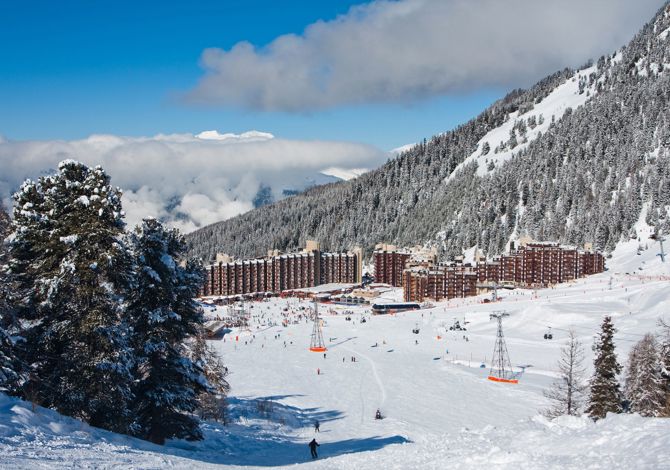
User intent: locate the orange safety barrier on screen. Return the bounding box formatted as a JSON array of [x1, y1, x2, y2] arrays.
[[487, 375, 518, 384], [309, 347, 327, 352]]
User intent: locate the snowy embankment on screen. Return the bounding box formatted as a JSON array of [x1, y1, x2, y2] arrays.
[[1, 240, 669, 469], [0, 392, 668, 469]]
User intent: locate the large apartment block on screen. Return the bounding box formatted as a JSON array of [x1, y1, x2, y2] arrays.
[[373, 244, 412, 287], [200, 242, 363, 297], [404, 241, 605, 302], [373, 243, 439, 287], [404, 264, 478, 303]]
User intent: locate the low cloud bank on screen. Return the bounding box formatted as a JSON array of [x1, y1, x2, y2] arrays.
[[0, 131, 385, 233]]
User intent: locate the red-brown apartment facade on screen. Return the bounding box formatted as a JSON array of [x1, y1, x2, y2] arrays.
[[404, 242, 605, 302]]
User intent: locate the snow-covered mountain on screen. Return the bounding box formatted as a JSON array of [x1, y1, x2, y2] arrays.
[[449, 63, 599, 180], [186, 3, 670, 260]]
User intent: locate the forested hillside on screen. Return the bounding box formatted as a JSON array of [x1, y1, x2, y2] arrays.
[[0, 205, 9, 239], [187, 4, 670, 262]]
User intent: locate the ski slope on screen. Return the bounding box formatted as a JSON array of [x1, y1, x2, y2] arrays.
[[1, 243, 669, 469]]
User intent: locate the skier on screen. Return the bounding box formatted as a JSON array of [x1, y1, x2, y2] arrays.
[[314, 420, 320, 432], [375, 409, 382, 420], [309, 438, 320, 459]]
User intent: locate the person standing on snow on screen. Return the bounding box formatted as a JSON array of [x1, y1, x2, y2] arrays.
[[309, 438, 320, 459], [314, 420, 320, 432]]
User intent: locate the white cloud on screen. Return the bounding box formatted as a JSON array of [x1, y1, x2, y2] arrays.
[[195, 130, 275, 142], [0, 132, 385, 233], [187, 0, 665, 111]]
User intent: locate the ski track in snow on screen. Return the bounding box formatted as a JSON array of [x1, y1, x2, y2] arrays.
[[341, 343, 387, 408]]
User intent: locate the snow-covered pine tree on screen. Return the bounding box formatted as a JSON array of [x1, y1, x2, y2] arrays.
[[0, 273, 21, 393], [623, 340, 640, 410], [657, 319, 670, 416], [587, 316, 623, 420], [625, 333, 665, 417], [0, 204, 9, 239], [128, 218, 208, 444], [0, 203, 21, 392], [0, 261, 22, 394], [190, 329, 230, 423], [8, 161, 134, 433], [543, 329, 587, 418], [0, 327, 19, 393]]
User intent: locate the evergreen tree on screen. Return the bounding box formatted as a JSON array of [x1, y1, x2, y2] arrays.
[[0, 204, 9, 239], [623, 340, 640, 409], [0, 327, 19, 393], [587, 316, 622, 419], [128, 218, 207, 444], [8, 161, 134, 432], [543, 329, 587, 418], [0, 251, 22, 393], [0, 203, 21, 392], [624, 333, 665, 417], [657, 319, 670, 416], [191, 328, 230, 423]]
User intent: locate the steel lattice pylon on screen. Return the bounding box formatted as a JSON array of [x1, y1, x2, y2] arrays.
[[309, 299, 327, 352], [488, 311, 517, 383]]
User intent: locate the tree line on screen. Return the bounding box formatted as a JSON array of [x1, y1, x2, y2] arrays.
[[544, 316, 670, 420], [0, 161, 228, 444]]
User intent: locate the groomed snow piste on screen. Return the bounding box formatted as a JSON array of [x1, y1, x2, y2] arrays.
[[1, 239, 669, 469]]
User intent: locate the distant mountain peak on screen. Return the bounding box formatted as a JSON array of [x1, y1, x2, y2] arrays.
[[320, 167, 369, 181]]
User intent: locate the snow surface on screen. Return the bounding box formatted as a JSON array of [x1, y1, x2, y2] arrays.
[[448, 65, 597, 181], [1, 242, 669, 469]]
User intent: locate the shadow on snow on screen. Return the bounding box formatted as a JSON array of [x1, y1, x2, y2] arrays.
[[152, 394, 409, 467]]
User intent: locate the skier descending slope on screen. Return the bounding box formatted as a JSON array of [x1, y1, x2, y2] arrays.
[[308, 438, 319, 459]]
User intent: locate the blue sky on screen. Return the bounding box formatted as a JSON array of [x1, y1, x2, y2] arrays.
[[0, 0, 503, 149], [1, 0, 662, 149]]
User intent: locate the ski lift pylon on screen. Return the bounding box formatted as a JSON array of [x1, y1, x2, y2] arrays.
[[487, 311, 518, 384], [309, 299, 327, 352]]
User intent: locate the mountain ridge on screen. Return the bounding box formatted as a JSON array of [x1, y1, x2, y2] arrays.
[[186, 3, 670, 262]]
